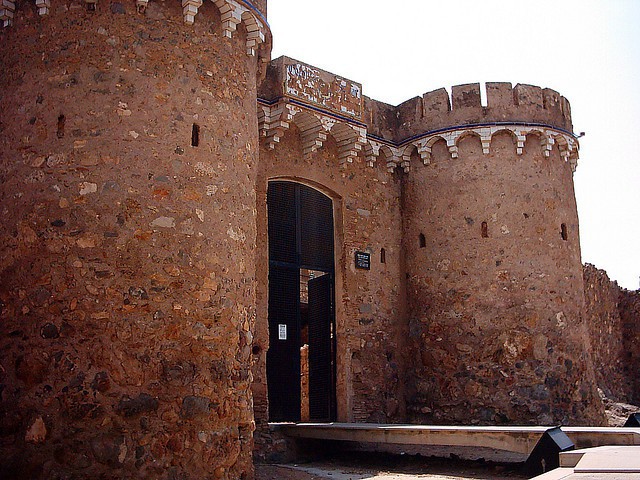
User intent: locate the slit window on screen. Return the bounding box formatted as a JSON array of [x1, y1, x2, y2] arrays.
[[380, 248, 386, 264], [57, 114, 65, 138], [561, 223, 568, 241], [481, 221, 488, 238], [191, 123, 200, 147], [419, 233, 426, 248]]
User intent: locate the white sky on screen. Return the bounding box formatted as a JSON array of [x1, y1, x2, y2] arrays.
[[266, 0, 640, 290]]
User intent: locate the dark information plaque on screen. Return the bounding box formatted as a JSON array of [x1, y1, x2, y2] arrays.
[[355, 251, 370, 270]]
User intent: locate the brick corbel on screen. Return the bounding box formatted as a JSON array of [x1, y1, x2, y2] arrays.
[[0, 0, 15, 26]]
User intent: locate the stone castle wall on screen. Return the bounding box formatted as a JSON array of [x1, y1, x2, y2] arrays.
[[619, 288, 640, 404], [392, 82, 573, 140], [402, 124, 602, 426], [252, 128, 408, 437], [582, 264, 640, 407], [368, 82, 601, 426], [582, 264, 632, 400], [254, 58, 605, 434], [1, 1, 636, 476], [0, 1, 268, 479]]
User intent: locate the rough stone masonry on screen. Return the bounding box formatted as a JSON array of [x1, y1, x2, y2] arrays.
[[1, 0, 638, 479], [0, 1, 270, 478]]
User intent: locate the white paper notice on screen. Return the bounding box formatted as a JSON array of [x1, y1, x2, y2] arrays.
[[278, 324, 287, 340]]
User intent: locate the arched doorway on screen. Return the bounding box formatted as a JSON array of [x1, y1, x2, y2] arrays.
[[266, 181, 336, 422]]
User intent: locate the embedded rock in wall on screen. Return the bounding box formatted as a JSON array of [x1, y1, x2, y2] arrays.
[[0, 1, 269, 478]]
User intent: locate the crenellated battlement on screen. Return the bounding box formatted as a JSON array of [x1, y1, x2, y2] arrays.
[[0, 0, 270, 57], [392, 82, 573, 140], [259, 57, 579, 173]]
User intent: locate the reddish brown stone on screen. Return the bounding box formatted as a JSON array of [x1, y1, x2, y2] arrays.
[[2, 1, 637, 477], [0, 2, 266, 478], [116, 394, 159, 417], [15, 355, 49, 387]]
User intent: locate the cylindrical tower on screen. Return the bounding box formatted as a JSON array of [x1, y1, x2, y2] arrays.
[[402, 83, 605, 425], [0, 1, 269, 478]]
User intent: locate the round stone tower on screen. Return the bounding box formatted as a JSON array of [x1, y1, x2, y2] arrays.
[[0, 1, 269, 478], [401, 83, 605, 426]]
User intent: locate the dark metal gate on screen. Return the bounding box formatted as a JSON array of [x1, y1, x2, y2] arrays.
[[266, 181, 336, 422], [266, 265, 301, 422], [308, 273, 335, 422]]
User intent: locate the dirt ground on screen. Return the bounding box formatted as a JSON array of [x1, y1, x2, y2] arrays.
[[255, 452, 529, 480]]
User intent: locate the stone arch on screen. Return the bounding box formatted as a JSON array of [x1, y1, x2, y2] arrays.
[[551, 133, 569, 150], [417, 135, 450, 164], [289, 110, 326, 156], [526, 128, 546, 137], [455, 130, 483, 156], [253, 175, 348, 424], [455, 129, 482, 147], [489, 128, 518, 146], [363, 139, 384, 167], [327, 121, 364, 165], [267, 175, 343, 205], [240, 9, 265, 56], [179, 0, 268, 56], [400, 143, 418, 172], [379, 144, 399, 172], [425, 134, 448, 150], [550, 133, 577, 168], [328, 121, 357, 144], [379, 144, 394, 158], [212, 0, 242, 36], [524, 128, 546, 140], [489, 128, 519, 156], [523, 129, 548, 158]]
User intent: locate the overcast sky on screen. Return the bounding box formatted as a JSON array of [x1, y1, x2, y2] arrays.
[[266, 0, 640, 290]]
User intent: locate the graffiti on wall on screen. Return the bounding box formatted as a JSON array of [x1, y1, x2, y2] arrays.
[[285, 61, 362, 120]]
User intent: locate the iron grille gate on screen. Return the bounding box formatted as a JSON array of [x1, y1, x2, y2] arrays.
[[266, 181, 336, 422]]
